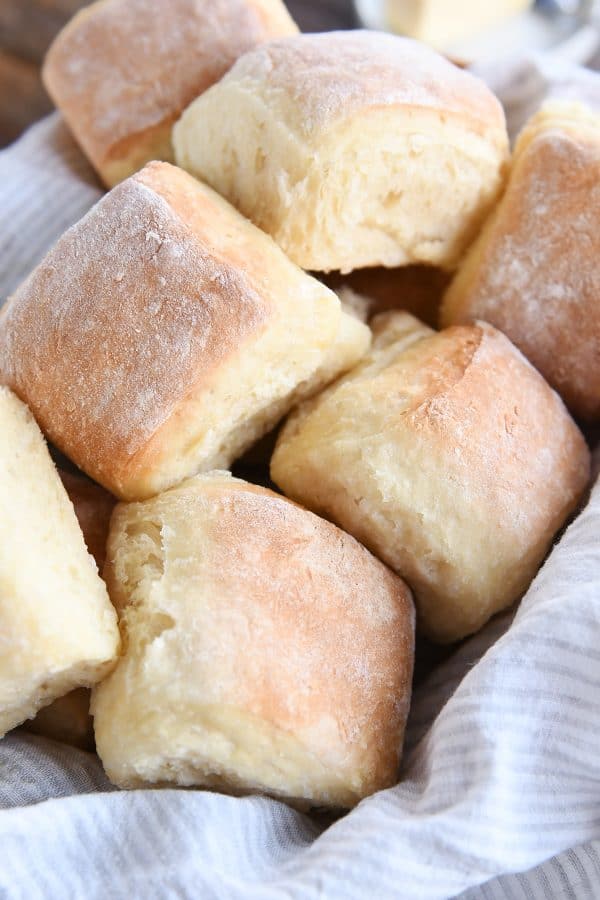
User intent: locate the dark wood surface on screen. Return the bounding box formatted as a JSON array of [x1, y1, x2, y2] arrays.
[[0, 0, 356, 147]]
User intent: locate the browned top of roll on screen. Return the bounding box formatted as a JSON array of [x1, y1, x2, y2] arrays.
[[441, 103, 600, 421], [0, 163, 271, 494], [221, 30, 507, 144]]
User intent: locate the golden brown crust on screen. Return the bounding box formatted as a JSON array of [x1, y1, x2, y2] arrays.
[[221, 31, 506, 145], [0, 162, 347, 500], [95, 472, 415, 805], [42, 0, 298, 186], [0, 165, 267, 495], [133, 163, 292, 288], [441, 103, 600, 422]]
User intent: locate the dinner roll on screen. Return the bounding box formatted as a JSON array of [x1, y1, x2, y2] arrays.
[[92, 472, 415, 808], [42, 0, 297, 187], [0, 387, 119, 738], [25, 471, 116, 751], [441, 102, 600, 422], [174, 30, 509, 272], [0, 162, 369, 501], [271, 314, 590, 643]]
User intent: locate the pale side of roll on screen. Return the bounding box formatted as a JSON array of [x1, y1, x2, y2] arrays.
[[0, 162, 370, 502], [271, 313, 590, 644], [25, 471, 116, 751], [441, 102, 600, 422], [92, 472, 415, 808], [0, 387, 119, 738], [42, 0, 298, 187], [174, 30, 509, 273]]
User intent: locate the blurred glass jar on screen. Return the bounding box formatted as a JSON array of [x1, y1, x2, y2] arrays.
[[354, 0, 597, 62], [382, 0, 532, 49]]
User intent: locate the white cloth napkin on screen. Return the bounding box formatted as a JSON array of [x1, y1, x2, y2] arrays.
[[1, 56, 599, 900]]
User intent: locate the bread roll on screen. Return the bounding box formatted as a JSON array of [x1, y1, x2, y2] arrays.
[[441, 103, 600, 421], [174, 30, 509, 273], [42, 0, 298, 187], [0, 387, 119, 738], [271, 314, 590, 644], [0, 162, 369, 501], [25, 471, 115, 750], [92, 472, 415, 808]]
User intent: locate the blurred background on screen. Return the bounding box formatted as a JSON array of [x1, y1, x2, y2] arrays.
[[0, 0, 597, 147]]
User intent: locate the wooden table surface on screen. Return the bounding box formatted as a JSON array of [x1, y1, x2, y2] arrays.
[[0, 0, 357, 148]]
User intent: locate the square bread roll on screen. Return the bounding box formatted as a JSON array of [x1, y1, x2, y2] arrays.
[[441, 102, 600, 422], [92, 472, 415, 808], [25, 470, 116, 751], [174, 30, 509, 272], [0, 387, 119, 738], [0, 162, 370, 502], [271, 313, 591, 643], [42, 0, 298, 187]]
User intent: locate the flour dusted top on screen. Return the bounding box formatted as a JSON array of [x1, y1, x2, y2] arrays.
[[0, 164, 270, 490], [104, 472, 415, 796], [442, 102, 600, 420], [224, 30, 506, 141]]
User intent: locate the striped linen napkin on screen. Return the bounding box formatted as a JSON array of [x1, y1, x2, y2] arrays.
[[0, 56, 599, 900]]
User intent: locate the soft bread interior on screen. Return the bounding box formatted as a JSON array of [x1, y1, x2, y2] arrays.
[[97, 490, 371, 808], [175, 85, 507, 272], [94, 472, 413, 805], [0, 387, 119, 737]]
